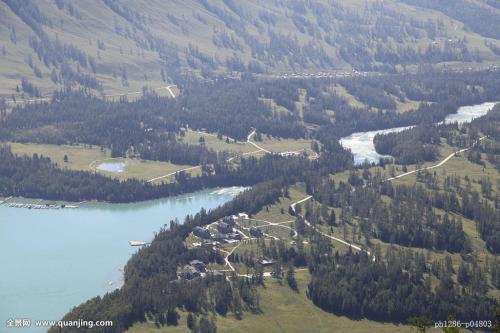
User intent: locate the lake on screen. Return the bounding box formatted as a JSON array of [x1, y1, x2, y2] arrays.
[[0, 187, 244, 332], [340, 102, 498, 164], [96, 162, 126, 173]]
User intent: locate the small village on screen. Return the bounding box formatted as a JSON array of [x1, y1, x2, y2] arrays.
[[177, 213, 285, 281]]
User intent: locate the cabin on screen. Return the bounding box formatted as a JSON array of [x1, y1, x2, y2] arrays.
[[217, 222, 233, 234], [222, 216, 235, 226], [193, 226, 211, 239], [261, 258, 274, 266], [207, 270, 225, 281], [278, 151, 295, 157], [250, 227, 263, 238], [213, 232, 227, 242], [227, 232, 242, 241], [189, 260, 207, 272], [178, 265, 200, 280], [238, 213, 249, 219]]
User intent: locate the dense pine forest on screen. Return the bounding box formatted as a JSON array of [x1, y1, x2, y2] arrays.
[[1, 1, 500, 332], [2, 70, 499, 154], [1, 70, 498, 203], [44, 100, 500, 332], [0, 142, 352, 203]]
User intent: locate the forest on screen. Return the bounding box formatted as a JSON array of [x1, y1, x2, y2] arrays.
[[1, 0, 500, 331], [2, 70, 499, 155], [308, 249, 496, 322], [0, 142, 351, 203], [374, 125, 441, 164], [47, 178, 289, 333], [50, 104, 499, 332], [1, 68, 498, 332]]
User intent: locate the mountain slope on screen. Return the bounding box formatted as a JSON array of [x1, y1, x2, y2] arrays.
[[0, 0, 499, 97]]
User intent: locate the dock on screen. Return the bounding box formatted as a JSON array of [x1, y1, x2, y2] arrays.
[[128, 240, 148, 247], [1, 198, 80, 209], [6, 202, 60, 209]]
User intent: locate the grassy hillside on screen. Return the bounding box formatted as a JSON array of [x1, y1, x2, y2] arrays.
[[0, 0, 499, 98], [126, 271, 415, 333]]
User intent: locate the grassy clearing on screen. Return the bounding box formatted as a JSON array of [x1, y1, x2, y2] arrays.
[[395, 98, 421, 113], [259, 97, 292, 115], [6, 141, 197, 182], [391, 147, 498, 198], [180, 129, 315, 157], [179, 129, 255, 154], [256, 136, 313, 154], [7, 141, 107, 171], [330, 83, 366, 109], [295, 88, 307, 119], [96, 158, 199, 183], [253, 185, 307, 222], [215, 270, 413, 333]]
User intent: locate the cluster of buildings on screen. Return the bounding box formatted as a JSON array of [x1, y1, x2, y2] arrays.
[[177, 260, 225, 280], [179, 213, 281, 281], [192, 214, 253, 245], [277, 70, 368, 80], [249, 227, 263, 238]]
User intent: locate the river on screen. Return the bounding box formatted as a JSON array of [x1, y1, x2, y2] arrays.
[[340, 102, 498, 165], [0, 187, 244, 332]]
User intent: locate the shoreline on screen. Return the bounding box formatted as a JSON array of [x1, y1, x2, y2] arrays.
[[0, 186, 247, 211]]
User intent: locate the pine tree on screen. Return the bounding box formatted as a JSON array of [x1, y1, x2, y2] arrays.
[[286, 266, 298, 291], [407, 316, 433, 333], [187, 313, 195, 330]]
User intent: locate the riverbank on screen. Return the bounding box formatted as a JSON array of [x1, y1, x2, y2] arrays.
[[341, 102, 498, 164]]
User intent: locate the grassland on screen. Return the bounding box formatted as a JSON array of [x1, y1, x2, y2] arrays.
[[179, 130, 255, 154], [330, 83, 366, 109], [6, 142, 197, 182], [127, 139, 495, 333], [94, 158, 199, 182], [2, 0, 499, 100], [259, 97, 292, 115], [180, 129, 315, 157], [390, 141, 499, 198], [256, 136, 313, 154], [395, 98, 421, 113]]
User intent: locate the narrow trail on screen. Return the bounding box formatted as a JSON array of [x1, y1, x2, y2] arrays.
[[247, 129, 271, 154], [217, 217, 298, 276], [5, 85, 177, 107], [148, 129, 267, 182], [147, 166, 201, 183], [384, 136, 486, 182], [290, 196, 369, 254], [222, 241, 243, 274], [247, 218, 298, 238], [104, 85, 176, 99], [287, 136, 488, 255]]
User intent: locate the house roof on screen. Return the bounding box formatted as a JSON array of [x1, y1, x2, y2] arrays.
[[180, 265, 199, 274]]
